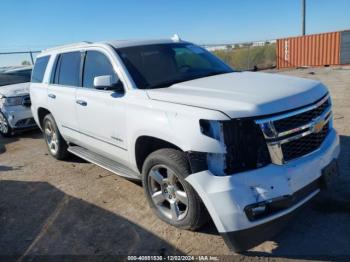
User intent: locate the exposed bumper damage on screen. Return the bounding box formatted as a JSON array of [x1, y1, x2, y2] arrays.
[[1, 105, 36, 130], [196, 119, 271, 176], [185, 129, 340, 252]]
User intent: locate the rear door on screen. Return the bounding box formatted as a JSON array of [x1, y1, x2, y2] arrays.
[[75, 49, 128, 164], [30, 55, 50, 125], [47, 51, 81, 142]]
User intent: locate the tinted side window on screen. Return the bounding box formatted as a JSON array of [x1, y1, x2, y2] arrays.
[[56, 52, 81, 86], [31, 56, 50, 83], [83, 51, 117, 88]]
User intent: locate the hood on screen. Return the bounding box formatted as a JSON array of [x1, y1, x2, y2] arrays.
[[146, 72, 328, 118], [0, 82, 30, 97]]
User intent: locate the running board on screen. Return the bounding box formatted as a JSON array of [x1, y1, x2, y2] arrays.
[[68, 145, 140, 180]]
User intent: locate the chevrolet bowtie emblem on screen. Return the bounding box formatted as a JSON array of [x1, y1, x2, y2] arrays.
[[313, 118, 325, 133]]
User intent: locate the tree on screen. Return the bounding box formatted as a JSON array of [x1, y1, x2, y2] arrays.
[[21, 60, 31, 65]]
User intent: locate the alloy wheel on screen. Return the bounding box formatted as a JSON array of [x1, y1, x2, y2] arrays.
[[44, 120, 59, 155], [147, 164, 189, 221], [0, 113, 9, 134]]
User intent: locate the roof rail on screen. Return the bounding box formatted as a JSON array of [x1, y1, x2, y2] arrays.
[[42, 41, 92, 52]]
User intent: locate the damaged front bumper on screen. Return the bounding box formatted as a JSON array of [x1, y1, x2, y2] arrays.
[[185, 129, 340, 252], [1, 105, 36, 130]]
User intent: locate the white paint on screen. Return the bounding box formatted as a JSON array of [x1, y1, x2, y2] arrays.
[[147, 71, 328, 118], [30, 39, 340, 237], [186, 129, 340, 232]]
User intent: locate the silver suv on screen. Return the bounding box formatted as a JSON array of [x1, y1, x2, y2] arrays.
[[0, 67, 36, 136]]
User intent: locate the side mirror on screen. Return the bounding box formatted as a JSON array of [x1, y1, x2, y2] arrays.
[[93, 75, 124, 92]]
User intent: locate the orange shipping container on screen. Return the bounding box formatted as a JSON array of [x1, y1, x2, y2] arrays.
[[277, 31, 340, 69]]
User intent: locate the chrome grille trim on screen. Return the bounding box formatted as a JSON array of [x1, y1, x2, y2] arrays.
[[254, 94, 331, 165], [255, 94, 330, 125], [267, 110, 332, 144]]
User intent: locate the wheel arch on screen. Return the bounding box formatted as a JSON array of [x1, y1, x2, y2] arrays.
[[134, 135, 184, 174], [37, 107, 51, 129]]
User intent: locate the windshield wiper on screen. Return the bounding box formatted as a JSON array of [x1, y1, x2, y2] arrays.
[[148, 78, 188, 89], [200, 71, 232, 78], [147, 71, 232, 89]]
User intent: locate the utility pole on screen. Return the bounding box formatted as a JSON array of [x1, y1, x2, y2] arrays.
[[302, 0, 306, 35]]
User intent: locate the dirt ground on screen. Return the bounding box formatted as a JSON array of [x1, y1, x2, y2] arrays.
[[1, 67, 349, 261]]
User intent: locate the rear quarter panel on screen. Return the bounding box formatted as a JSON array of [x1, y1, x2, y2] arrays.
[[30, 54, 57, 128]]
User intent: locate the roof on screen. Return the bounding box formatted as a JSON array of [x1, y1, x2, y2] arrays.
[[40, 36, 188, 55], [2, 66, 32, 73], [103, 38, 188, 49], [42, 41, 92, 53]]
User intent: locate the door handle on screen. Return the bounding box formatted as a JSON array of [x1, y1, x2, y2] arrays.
[[48, 93, 56, 99], [76, 100, 87, 106]]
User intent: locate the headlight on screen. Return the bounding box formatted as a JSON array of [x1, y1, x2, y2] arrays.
[[199, 119, 223, 140], [4, 96, 23, 106], [199, 119, 271, 176]]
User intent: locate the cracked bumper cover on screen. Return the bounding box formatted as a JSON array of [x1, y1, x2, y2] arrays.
[[1, 105, 35, 129], [185, 129, 340, 252]]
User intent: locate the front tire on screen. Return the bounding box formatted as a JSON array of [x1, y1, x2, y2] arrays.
[[142, 148, 209, 230], [0, 111, 12, 137], [43, 114, 69, 160]]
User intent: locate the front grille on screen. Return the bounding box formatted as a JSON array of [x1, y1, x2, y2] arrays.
[[256, 94, 332, 164], [15, 117, 36, 128], [274, 97, 330, 133], [28, 118, 36, 125], [281, 123, 329, 161]]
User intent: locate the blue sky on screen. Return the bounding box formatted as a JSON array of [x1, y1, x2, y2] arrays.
[[1, 0, 350, 65]]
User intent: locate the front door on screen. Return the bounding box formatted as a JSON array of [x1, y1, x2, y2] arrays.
[[75, 50, 128, 164]]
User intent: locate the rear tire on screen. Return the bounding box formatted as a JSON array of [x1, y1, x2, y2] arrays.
[[142, 148, 209, 230], [43, 114, 69, 160], [0, 111, 13, 137]]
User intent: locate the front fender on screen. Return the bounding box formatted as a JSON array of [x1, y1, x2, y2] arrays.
[[126, 99, 230, 167]]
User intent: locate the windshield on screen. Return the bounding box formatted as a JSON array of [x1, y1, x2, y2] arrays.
[[0, 69, 32, 87], [115, 43, 233, 89]]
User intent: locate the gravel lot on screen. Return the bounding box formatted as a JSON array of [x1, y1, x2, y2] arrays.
[[1, 67, 349, 260]]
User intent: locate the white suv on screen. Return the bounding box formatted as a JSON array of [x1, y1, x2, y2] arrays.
[[30, 39, 340, 252], [0, 67, 36, 136]]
